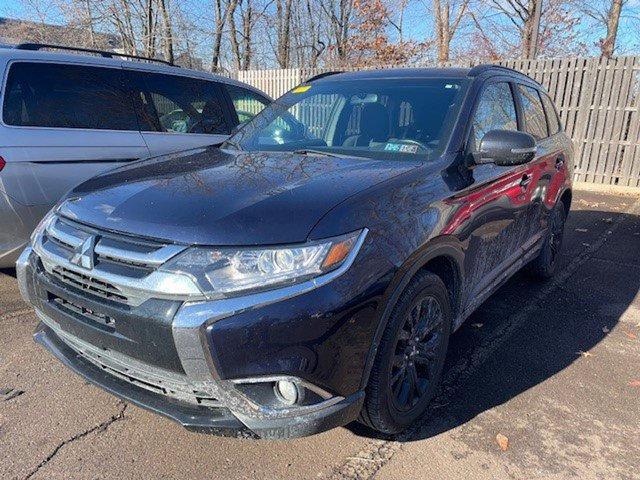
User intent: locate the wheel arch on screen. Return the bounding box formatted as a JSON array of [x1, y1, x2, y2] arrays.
[[359, 237, 465, 390]]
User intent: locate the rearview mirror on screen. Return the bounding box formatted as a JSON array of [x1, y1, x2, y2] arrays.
[[479, 129, 537, 166]]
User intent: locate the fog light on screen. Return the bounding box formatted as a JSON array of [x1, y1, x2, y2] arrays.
[[274, 380, 301, 405]]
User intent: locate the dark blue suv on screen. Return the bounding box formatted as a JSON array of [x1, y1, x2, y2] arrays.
[[17, 66, 573, 438]]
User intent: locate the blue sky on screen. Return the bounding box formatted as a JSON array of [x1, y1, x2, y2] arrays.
[[2, 0, 639, 59]]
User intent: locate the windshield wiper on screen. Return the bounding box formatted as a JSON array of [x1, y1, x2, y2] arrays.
[[292, 149, 348, 158]]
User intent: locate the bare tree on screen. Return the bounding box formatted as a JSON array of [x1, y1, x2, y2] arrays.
[[158, 0, 174, 62], [432, 0, 469, 63], [320, 0, 355, 65], [474, 0, 583, 59], [212, 0, 236, 70], [579, 0, 628, 58], [274, 0, 294, 67]]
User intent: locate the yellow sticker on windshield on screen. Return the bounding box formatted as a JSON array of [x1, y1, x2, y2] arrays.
[[292, 85, 311, 93]]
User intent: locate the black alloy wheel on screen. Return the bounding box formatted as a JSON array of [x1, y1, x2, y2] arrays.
[[360, 271, 452, 434]]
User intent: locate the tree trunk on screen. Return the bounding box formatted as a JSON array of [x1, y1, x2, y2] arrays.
[[241, 3, 253, 69], [433, 0, 451, 64], [211, 0, 226, 71], [158, 0, 174, 63], [522, 0, 541, 59], [276, 0, 294, 68], [228, 0, 242, 70], [601, 0, 623, 58]]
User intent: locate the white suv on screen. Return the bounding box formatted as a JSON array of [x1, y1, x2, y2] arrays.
[[0, 43, 270, 267]]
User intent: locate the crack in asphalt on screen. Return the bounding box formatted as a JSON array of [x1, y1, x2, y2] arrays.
[[328, 197, 640, 480], [23, 402, 128, 480]]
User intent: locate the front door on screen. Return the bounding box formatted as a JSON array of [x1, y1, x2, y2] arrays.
[[125, 68, 232, 156], [450, 80, 536, 312]]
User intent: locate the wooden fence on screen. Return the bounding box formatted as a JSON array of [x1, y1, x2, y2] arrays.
[[237, 57, 640, 188]]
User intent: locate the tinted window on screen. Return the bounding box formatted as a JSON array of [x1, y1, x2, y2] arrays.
[[518, 85, 548, 139], [3, 62, 137, 130], [541, 92, 561, 135], [470, 82, 518, 151], [132, 72, 230, 135], [225, 85, 269, 124]]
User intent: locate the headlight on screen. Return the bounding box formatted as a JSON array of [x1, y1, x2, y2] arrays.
[[160, 230, 366, 298]]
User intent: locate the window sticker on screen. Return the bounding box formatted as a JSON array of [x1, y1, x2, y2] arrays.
[[292, 85, 311, 93], [384, 143, 419, 153]]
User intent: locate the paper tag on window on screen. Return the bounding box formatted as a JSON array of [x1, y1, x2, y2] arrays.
[[384, 143, 418, 153]]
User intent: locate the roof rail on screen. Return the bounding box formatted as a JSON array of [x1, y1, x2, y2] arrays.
[[468, 64, 520, 77], [304, 71, 343, 83], [14, 43, 177, 67]]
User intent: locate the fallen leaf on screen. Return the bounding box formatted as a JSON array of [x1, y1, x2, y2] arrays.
[[629, 380, 640, 388], [603, 217, 613, 224], [471, 323, 483, 329], [624, 331, 637, 340], [496, 433, 509, 452], [602, 326, 610, 333]]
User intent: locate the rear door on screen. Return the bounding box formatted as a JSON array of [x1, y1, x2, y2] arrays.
[[514, 84, 558, 240], [0, 61, 150, 207], [126, 69, 234, 156], [539, 90, 571, 213]]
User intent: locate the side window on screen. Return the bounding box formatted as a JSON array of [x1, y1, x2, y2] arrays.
[[517, 85, 549, 140], [540, 92, 561, 135], [225, 85, 269, 124], [470, 82, 518, 151], [2, 62, 137, 130], [132, 72, 230, 135]]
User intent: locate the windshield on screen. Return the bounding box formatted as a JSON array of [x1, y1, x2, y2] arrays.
[[226, 78, 469, 161]]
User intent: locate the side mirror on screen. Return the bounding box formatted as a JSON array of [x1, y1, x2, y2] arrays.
[[478, 129, 537, 166]]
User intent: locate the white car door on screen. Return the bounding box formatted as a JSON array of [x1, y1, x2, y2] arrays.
[[0, 60, 150, 208], [124, 66, 232, 156]]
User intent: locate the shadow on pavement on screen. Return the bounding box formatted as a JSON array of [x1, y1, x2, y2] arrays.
[[347, 207, 640, 441], [0, 268, 16, 278]]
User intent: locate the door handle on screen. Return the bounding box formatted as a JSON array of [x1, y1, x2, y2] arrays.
[[520, 173, 532, 189], [555, 157, 565, 171]]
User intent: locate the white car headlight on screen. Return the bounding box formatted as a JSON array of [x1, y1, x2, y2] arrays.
[[160, 230, 366, 298]]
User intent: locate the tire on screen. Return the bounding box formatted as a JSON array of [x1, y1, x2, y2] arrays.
[[359, 271, 452, 435], [526, 202, 567, 280]]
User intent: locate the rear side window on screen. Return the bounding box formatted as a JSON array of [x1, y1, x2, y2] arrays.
[[540, 93, 561, 135], [131, 72, 230, 135], [470, 82, 518, 151], [225, 85, 269, 124], [517, 85, 548, 140], [3, 62, 138, 130]]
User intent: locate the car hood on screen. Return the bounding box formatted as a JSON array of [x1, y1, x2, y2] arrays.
[[59, 147, 420, 245]]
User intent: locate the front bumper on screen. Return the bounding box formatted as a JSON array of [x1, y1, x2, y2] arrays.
[[34, 322, 364, 439], [18, 242, 383, 438]]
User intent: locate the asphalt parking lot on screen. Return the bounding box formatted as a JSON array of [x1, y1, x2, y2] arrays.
[[1, 189, 639, 480]]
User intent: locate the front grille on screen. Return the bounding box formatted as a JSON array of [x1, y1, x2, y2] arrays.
[[48, 292, 115, 328], [35, 215, 187, 306], [51, 266, 129, 303]]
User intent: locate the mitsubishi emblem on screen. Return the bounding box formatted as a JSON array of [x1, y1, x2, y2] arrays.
[[70, 236, 97, 270]]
